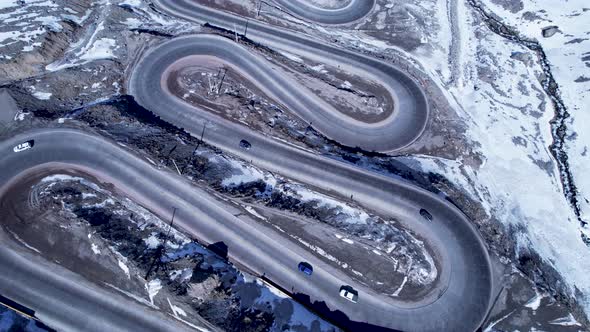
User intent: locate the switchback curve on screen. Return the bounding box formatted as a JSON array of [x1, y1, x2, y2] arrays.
[[272, 0, 375, 25]]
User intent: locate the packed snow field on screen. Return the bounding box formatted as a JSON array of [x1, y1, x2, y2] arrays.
[[421, 0, 590, 321], [0, 0, 589, 331], [481, 0, 590, 226]]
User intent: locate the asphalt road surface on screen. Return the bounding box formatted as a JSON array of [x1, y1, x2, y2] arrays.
[[272, 0, 375, 24]]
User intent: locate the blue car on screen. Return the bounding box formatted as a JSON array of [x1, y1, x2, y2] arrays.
[[298, 262, 313, 276], [419, 208, 433, 222]]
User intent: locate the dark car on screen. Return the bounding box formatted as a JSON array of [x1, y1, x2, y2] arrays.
[[239, 139, 251, 150], [419, 208, 433, 222], [298, 262, 313, 276]]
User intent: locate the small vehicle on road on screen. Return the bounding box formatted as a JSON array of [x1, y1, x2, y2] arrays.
[[298, 262, 313, 276], [339, 285, 358, 303], [239, 139, 251, 150], [13, 140, 34, 153], [419, 208, 433, 222]]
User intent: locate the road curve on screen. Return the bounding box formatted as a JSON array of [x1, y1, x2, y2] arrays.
[[3, 128, 485, 331], [129, 30, 492, 332], [0, 244, 198, 332], [272, 0, 375, 25], [155, 34, 426, 153], [0, 128, 370, 331], [153, 0, 429, 153], [0, 166, 199, 331]]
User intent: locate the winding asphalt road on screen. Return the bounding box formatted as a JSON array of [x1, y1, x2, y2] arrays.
[[0, 1, 492, 332], [133, 1, 491, 331], [272, 0, 375, 24], [153, 0, 429, 153], [156, 35, 427, 153], [2, 126, 486, 331]]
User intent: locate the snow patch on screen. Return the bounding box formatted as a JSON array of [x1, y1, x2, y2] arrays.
[[549, 313, 581, 327], [166, 298, 187, 318], [32, 91, 52, 100], [524, 290, 545, 311], [143, 232, 161, 249], [392, 276, 408, 297], [91, 243, 101, 255], [145, 279, 162, 305], [244, 205, 267, 221], [119, 0, 142, 7], [79, 38, 117, 61], [7, 230, 41, 254], [106, 283, 157, 309], [341, 238, 354, 245], [13, 111, 28, 121], [82, 192, 96, 199], [41, 174, 84, 183], [118, 259, 130, 279], [288, 185, 370, 224]]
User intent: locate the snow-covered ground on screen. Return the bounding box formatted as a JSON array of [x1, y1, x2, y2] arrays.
[[0, 0, 62, 55], [45, 10, 119, 71], [408, 0, 590, 322], [480, 0, 590, 227]]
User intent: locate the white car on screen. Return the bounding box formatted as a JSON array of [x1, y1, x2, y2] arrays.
[[13, 140, 34, 153], [339, 286, 358, 303]]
